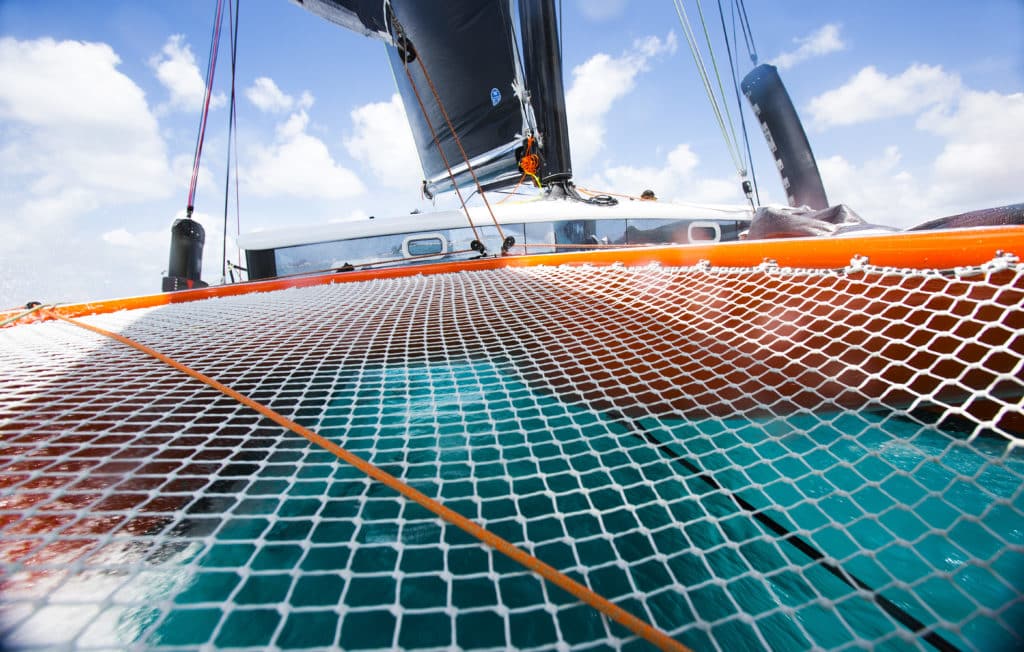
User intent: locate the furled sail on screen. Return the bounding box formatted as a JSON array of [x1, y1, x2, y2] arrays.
[[741, 64, 829, 210], [296, 0, 531, 196]]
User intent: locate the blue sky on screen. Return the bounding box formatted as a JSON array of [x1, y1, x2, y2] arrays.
[[1, 0, 1021, 307]]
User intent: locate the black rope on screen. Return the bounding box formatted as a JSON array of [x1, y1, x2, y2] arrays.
[[718, 0, 760, 207], [562, 182, 618, 206], [734, 0, 757, 64], [608, 411, 960, 652], [221, 0, 239, 281]]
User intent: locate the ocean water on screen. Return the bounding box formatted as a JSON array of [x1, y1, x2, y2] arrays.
[[130, 359, 1022, 650]]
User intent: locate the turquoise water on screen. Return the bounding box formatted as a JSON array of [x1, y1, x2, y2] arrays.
[[141, 359, 1023, 650]]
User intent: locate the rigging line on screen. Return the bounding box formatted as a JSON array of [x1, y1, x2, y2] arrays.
[[734, 0, 757, 64], [411, 47, 508, 244], [393, 13, 508, 244], [259, 249, 480, 282], [503, 1, 537, 143], [607, 411, 961, 652], [230, 0, 239, 272], [231, 0, 242, 274], [398, 60, 479, 242], [389, 21, 479, 243], [671, 0, 745, 176], [186, 0, 225, 214], [221, 0, 239, 282], [0, 303, 52, 329], [717, 0, 760, 205], [693, 0, 742, 171], [48, 310, 692, 652]]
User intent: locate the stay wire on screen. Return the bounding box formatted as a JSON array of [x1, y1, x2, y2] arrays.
[[231, 3, 243, 276], [735, 0, 757, 64], [694, 0, 742, 169], [718, 0, 760, 205], [221, 0, 240, 282], [186, 0, 225, 213], [671, 0, 745, 177]]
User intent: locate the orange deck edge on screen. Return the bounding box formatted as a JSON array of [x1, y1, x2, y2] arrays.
[[3, 225, 1022, 325]]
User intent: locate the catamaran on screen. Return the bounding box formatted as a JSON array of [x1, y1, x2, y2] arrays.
[[1, 1, 1021, 650]]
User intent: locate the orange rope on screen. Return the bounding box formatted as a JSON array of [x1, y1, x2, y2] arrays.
[[498, 137, 542, 204], [397, 48, 480, 243], [48, 310, 691, 652], [519, 136, 542, 187], [497, 173, 528, 204], [576, 186, 644, 201]]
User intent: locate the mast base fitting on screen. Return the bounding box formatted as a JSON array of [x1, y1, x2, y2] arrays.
[[162, 276, 209, 292]]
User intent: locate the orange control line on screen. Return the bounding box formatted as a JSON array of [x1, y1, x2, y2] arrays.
[[49, 310, 691, 652]]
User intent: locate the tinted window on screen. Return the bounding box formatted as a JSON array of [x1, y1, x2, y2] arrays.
[[406, 237, 445, 257]]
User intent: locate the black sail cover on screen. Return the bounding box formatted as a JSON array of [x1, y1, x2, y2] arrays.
[[297, 0, 529, 195], [741, 64, 829, 210]]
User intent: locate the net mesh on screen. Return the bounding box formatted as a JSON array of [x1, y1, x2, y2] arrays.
[[1, 259, 1022, 650]]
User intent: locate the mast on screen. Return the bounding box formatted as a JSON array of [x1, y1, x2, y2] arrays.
[[518, 0, 572, 186]]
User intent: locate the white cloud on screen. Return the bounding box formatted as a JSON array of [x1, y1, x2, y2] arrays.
[[804, 62, 1021, 225], [243, 111, 365, 199], [149, 34, 225, 113], [818, 147, 928, 227], [245, 76, 313, 113], [344, 94, 421, 189], [0, 36, 173, 227], [817, 87, 1024, 226], [566, 33, 677, 170], [919, 89, 1024, 209], [583, 143, 742, 204], [771, 24, 846, 70], [808, 64, 961, 128], [101, 228, 141, 247], [88, 208, 234, 299]]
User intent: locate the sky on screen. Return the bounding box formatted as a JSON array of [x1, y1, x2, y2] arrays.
[[0, 0, 1021, 308]]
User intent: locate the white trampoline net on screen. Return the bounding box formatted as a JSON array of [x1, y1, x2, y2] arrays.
[[0, 260, 1022, 650]]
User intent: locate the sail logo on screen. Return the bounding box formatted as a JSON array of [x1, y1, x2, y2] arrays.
[[490, 87, 501, 106]]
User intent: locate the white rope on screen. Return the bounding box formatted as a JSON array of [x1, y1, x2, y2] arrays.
[[672, 0, 746, 178]]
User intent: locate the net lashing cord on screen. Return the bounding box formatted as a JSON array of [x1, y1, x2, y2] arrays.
[[45, 309, 691, 652], [390, 12, 508, 248]]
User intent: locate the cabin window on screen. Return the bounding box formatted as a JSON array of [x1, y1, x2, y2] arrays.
[[625, 219, 689, 244], [688, 222, 722, 242], [403, 235, 446, 258]]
